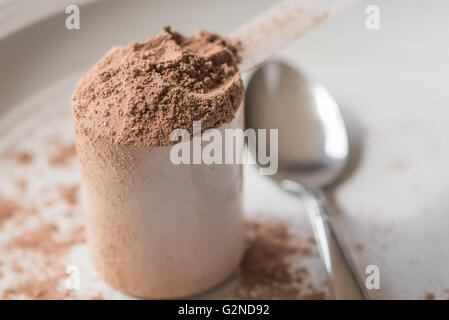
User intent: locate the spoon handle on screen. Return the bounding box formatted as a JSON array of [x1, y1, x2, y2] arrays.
[[282, 180, 369, 300]]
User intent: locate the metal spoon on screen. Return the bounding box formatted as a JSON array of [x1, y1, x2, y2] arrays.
[[245, 60, 368, 300]]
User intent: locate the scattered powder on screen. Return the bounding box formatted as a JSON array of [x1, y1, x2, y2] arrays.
[[2, 222, 86, 300], [72, 26, 244, 148], [2, 272, 70, 300], [298, 245, 313, 256], [425, 292, 435, 300], [12, 206, 37, 225], [11, 151, 33, 164], [15, 178, 27, 192], [0, 197, 20, 227], [64, 210, 74, 218], [307, 235, 316, 244], [48, 143, 77, 166], [11, 260, 24, 274], [58, 184, 79, 205], [236, 221, 325, 300], [301, 291, 326, 300], [7, 222, 85, 256], [7, 222, 60, 255], [65, 225, 86, 245], [444, 289, 449, 299]]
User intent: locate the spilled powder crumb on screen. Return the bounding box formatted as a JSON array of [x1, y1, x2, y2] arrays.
[[7, 222, 59, 255], [235, 221, 325, 300], [2, 271, 71, 300], [58, 184, 79, 205], [11, 151, 33, 164], [425, 292, 435, 300], [65, 225, 86, 245], [48, 143, 76, 166], [0, 197, 20, 227], [2, 222, 86, 300], [7, 222, 85, 256], [307, 235, 316, 244], [15, 179, 27, 192]]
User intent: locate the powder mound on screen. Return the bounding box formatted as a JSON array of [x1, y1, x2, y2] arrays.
[[72, 26, 244, 147]]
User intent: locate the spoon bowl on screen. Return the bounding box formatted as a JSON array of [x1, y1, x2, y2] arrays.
[[245, 61, 348, 188]]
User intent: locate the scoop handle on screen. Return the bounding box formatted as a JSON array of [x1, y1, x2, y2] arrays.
[[229, 0, 357, 73]]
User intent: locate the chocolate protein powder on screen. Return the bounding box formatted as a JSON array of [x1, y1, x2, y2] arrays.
[[72, 26, 244, 147]]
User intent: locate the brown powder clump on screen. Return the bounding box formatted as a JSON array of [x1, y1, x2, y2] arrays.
[[72, 26, 244, 148], [58, 184, 79, 205], [2, 222, 87, 300], [7, 223, 60, 255], [236, 221, 325, 300], [425, 292, 435, 300], [2, 223, 87, 300], [15, 178, 28, 192], [7, 222, 85, 256], [65, 225, 86, 245], [2, 272, 71, 300], [0, 197, 20, 227], [11, 151, 33, 164], [49, 143, 77, 166]]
